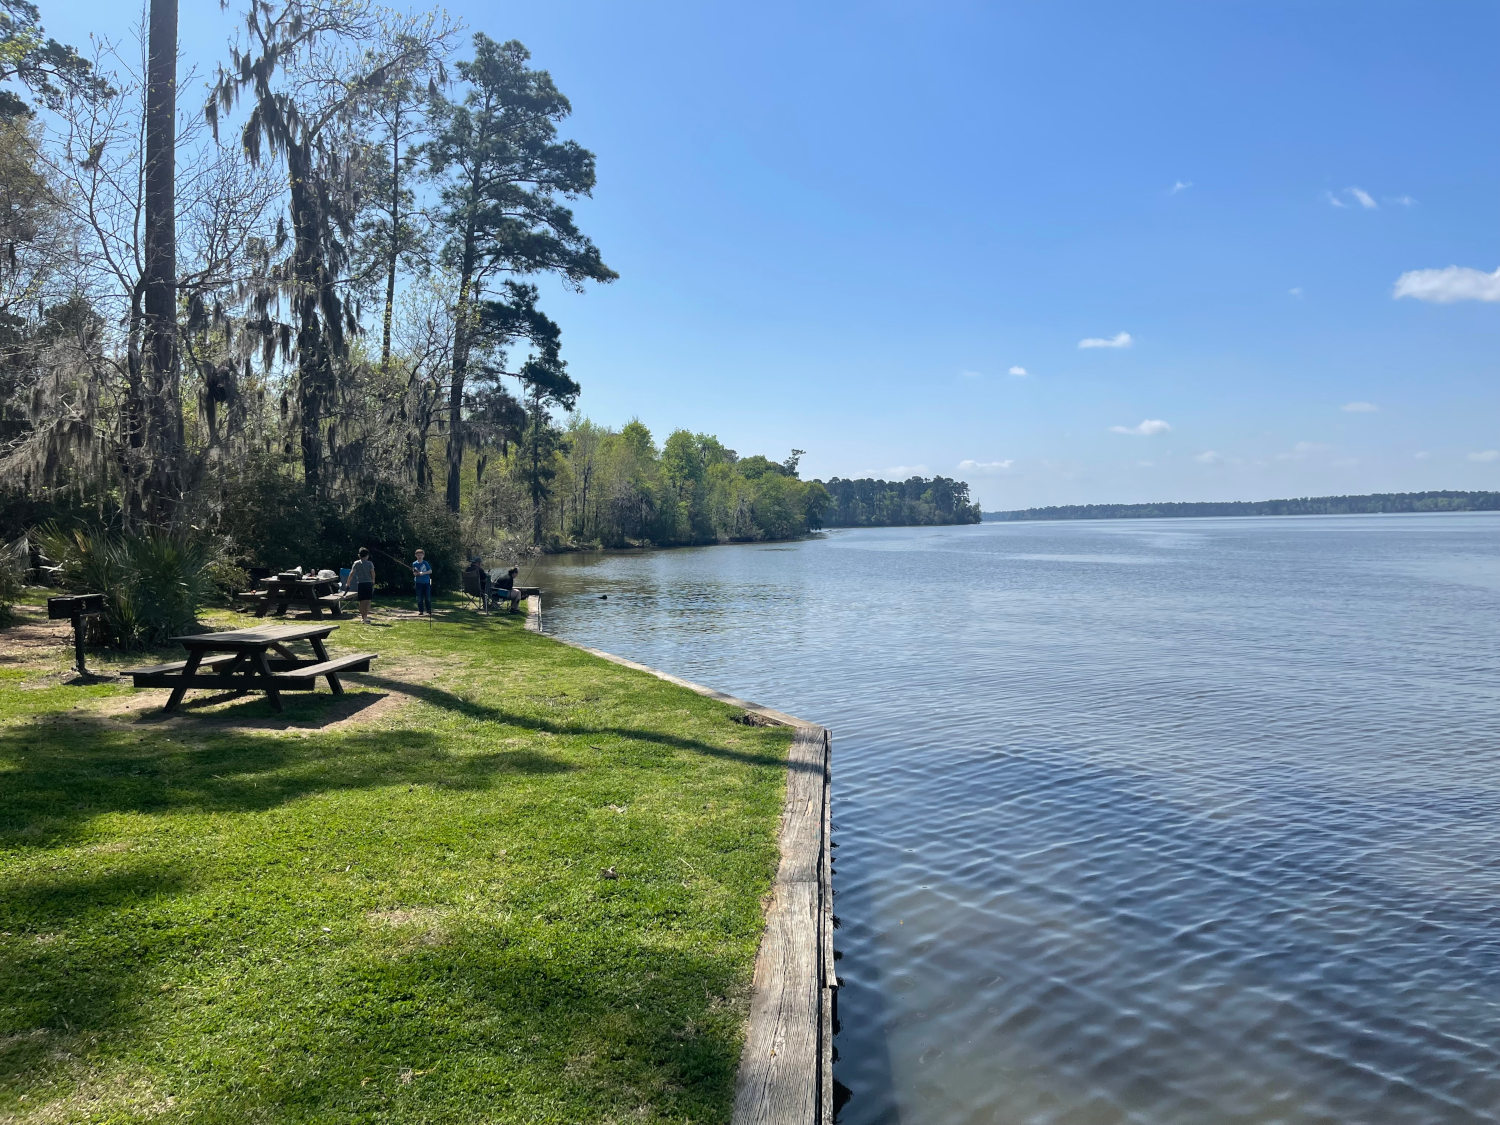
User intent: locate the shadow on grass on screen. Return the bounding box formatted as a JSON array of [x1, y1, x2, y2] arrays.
[[130, 686, 395, 730], [1, 860, 190, 1079], [3, 912, 751, 1123], [0, 711, 576, 852], [355, 671, 803, 776]]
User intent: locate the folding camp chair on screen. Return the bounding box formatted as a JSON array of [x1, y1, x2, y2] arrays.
[[461, 568, 489, 611]]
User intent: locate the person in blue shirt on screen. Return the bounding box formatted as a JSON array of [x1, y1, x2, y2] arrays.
[[411, 548, 433, 615]]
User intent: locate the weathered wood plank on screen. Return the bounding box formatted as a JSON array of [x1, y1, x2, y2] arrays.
[[119, 653, 240, 678], [731, 879, 821, 1124], [822, 731, 836, 993]]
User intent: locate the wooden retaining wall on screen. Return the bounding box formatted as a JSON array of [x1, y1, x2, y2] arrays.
[[526, 596, 836, 1124]]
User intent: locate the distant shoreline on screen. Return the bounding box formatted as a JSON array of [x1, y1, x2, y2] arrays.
[[983, 490, 1500, 523]]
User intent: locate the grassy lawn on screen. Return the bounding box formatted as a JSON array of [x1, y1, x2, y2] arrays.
[[0, 597, 791, 1123]]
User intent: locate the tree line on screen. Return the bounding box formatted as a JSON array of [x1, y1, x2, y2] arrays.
[[983, 491, 1500, 522], [821, 476, 981, 528]]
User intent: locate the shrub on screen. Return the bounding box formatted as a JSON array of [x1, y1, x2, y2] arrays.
[[0, 534, 25, 619], [215, 461, 463, 593], [37, 525, 225, 647]]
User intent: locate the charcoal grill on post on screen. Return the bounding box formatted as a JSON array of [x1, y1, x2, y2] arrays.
[[47, 593, 106, 674]]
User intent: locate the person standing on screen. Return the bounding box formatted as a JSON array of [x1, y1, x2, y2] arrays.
[[344, 547, 376, 624], [411, 548, 432, 615]]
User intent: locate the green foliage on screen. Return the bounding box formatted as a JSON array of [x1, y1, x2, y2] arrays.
[[822, 476, 982, 527], [0, 0, 113, 120], [35, 525, 224, 647], [215, 459, 464, 593], [984, 491, 1500, 522], [547, 417, 832, 548], [0, 532, 24, 616]]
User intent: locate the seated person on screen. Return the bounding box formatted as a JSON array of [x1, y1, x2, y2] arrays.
[[492, 566, 523, 613], [465, 557, 490, 609]]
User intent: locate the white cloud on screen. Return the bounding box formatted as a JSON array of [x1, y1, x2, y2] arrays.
[[1388, 195, 1417, 207], [1341, 401, 1379, 413], [1170, 180, 1193, 194], [1079, 331, 1133, 349], [1008, 365, 1028, 377], [1325, 191, 1347, 209], [1347, 186, 1378, 210], [959, 369, 983, 378], [1276, 441, 1331, 461], [1110, 419, 1171, 436], [885, 465, 929, 477], [1288, 287, 1303, 298], [1194, 450, 1223, 464], [958, 459, 1014, 473], [1467, 450, 1500, 463], [1393, 266, 1500, 303], [1414, 451, 1431, 460]]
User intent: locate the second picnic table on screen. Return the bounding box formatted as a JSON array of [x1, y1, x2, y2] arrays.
[[121, 624, 377, 713], [240, 574, 350, 618]]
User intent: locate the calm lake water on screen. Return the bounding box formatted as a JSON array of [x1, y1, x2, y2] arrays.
[[528, 515, 1500, 1125]]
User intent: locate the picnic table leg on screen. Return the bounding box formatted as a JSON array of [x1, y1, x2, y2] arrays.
[[304, 634, 344, 693], [252, 651, 283, 712], [308, 599, 323, 619], [254, 598, 269, 618], [164, 650, 204, 712]]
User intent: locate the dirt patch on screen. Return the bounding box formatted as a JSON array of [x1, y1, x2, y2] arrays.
[[0, 608, 71, 668], [366, 907, 451, 949]]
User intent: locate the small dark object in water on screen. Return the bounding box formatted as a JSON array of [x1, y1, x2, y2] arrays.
[[600, 594, 608, 600]]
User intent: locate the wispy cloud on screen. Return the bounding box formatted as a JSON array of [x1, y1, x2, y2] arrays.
[[1347, 186, 1378, 210], [885, 465, 929, 477], [1288, 286, 1303, 298], [958, 459, 1014, 473], [1276, 441, 1331, 461], [1341, 401, 1378, 413], [1008, 365, 1028, 377], [1079, 331, 1133, 349], [1414, 451, 1431, 461], [959, 369, 983, 378], [1170, 180, 1193, 194], [1467, 450, 1500, 463], [1110, 419, 1171, 436], [1388, 195, 1417, 207], [1325, 191, 1347, 209], [1393, 266, 1500, 303], [1194, 450, 1223, 464]]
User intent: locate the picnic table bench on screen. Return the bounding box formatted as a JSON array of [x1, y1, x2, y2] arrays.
[[120, 624, 377, 713], [239, 574, 351, 618]]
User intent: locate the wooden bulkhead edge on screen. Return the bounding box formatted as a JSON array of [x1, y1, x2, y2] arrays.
[[526, 594, 836, 1123]]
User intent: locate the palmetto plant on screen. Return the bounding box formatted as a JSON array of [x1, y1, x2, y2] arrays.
[[37, 525, 222, 647]]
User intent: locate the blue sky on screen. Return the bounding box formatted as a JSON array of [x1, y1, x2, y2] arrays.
[[52, 1, 1500, 508]]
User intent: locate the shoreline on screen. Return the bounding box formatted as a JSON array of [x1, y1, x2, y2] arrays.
[[527, 595, 836, 1124]]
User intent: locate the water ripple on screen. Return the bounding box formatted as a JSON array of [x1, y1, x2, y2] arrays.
[[531, 516, 1500, 1124]]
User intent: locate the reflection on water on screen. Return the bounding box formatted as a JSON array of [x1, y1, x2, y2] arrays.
[[528, 515, 1500, 1124]]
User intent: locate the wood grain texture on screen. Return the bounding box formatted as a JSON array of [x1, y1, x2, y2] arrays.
[[532, 595, 836, 1124]]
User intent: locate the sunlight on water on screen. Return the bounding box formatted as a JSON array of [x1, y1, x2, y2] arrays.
[[529, 515, 1500, 1125]]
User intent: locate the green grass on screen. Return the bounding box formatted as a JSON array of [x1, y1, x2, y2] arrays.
[[0, 600, 791, 1123]]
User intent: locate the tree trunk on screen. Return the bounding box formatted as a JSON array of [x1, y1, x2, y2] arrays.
[[141, 0, 180, 526], [289, 146, 329, 493], [444, 244, 476, 512], [380, 101, 401, 374]]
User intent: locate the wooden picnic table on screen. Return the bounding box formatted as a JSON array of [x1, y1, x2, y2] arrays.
[[240, 574, 350, 618], [120, 624, 377, 713]]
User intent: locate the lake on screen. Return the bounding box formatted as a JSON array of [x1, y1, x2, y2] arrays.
[[528, 515, 1500, 1124]]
